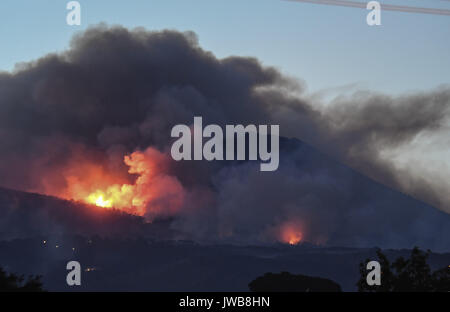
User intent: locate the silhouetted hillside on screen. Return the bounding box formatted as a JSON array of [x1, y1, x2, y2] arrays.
[[0, 187, 178, 240], [0, 136, 450, 251], [249, 272, 342, 292]]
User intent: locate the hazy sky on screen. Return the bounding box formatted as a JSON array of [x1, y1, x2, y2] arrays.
[[0, 0, 449, 94]]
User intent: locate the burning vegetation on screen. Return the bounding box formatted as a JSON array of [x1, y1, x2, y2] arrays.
[[43, 147, 185, 219], [279, 222, 304, 245]]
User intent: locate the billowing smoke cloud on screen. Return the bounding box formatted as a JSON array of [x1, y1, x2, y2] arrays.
[[0, 25, 449, 250]]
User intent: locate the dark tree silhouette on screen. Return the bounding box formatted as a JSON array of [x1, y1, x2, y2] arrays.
[[249, 272, 341, 292], [358, 247, 450, 292], [0, 267, 44, 292]]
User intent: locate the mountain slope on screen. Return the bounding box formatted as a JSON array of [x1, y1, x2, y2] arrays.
[[0, 187, 176, 240], [0, 137, 449, 251]]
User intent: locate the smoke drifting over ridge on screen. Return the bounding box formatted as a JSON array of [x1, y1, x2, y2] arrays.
[[0, 25, 449, 249]]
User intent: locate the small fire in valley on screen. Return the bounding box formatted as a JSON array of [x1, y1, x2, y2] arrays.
[[279, 222, 303, 245]]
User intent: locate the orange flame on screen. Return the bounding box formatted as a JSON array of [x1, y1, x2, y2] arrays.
[[279, 222, 303, 245], [43, 147, 185, 218]]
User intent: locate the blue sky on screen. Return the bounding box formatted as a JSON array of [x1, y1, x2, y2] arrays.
[[0, 0, 449, 94]]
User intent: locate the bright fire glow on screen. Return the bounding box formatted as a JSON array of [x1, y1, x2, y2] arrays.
[[279, 222, 303, 245], [74, 151, 152, 214], [44, 147, 185, 218], [88, 193, 112, 208]]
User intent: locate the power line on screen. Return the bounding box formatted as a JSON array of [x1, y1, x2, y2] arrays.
[[285, 0, 450, 16]]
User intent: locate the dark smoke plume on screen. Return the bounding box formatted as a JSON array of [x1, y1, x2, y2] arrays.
[[0, 25, 449, 250]]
